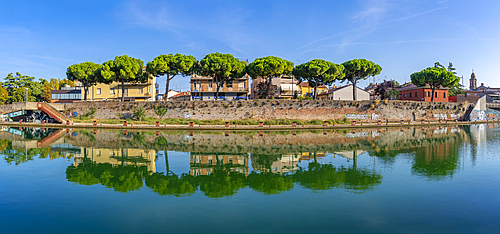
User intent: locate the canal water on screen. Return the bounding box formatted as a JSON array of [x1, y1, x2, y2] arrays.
[[1, 124, 499, 233]]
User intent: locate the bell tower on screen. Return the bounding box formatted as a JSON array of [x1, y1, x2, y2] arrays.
[[469, 70, 477, 90]]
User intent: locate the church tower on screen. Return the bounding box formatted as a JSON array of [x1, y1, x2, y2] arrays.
[[469, 70, 477, 90]]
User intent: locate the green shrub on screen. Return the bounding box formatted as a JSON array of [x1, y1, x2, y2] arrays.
[[133, 106, 146, 121], [154, 105, 168, 119]]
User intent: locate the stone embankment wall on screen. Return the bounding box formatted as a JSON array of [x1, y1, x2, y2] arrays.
[[60, 99, 468, 122], [0, 100, 469, 122]]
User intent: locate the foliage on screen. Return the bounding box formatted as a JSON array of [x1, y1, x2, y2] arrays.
[[95, 55, 145, 102], [154, 105, 168, 119], [342, 59, 382, 101], [197, 52, 247, 100], [411, 143, 461, 181], [448, 83, 464, 97], [146, 54, 197, 100], [0, 72, 43, 103], [72, 117, 355, 126], [145, 173, 197, 197], [66, 159, 148, 193], [66, 62, 100, 101], [410, 65, 459, 102], [293, 59, 344, 100], [247, 172, 294, 195], [373, 80, 396, 100], [0, 86, 8, 104], [387, 89, 400, 100], [292, 163, 382, 192], [133, 106, 146, 121], [40, 78, 60, 102], [198, 171, 247, 198], [446, 62, 464, 96], [59, 78, 75, 88], [246, 56, 293, 99]]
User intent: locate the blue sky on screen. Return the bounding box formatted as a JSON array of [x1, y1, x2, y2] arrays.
[[1, 0, 500, 93]]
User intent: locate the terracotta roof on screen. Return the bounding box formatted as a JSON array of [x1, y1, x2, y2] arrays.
[[170, 92, 190, 98], [396, 83, 448, 91]]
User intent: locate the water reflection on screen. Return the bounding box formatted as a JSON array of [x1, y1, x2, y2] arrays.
[[1, 124, 497, 197]]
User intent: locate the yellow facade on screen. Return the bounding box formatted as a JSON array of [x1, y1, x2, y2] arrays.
[[299, 82, 328, 98], [76, 147, 157, 172], [85, 76, 157, 101]]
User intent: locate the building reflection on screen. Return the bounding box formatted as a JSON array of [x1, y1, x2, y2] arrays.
[[190, 153, 248, 176], [74, 148, 156, 172]]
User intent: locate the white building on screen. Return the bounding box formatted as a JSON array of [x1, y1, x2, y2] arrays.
[[318, 84, 370, 101]]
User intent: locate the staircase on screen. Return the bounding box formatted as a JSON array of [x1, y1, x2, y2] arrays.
[[37, 102, 72, 124], [459, 104, 474, 121]]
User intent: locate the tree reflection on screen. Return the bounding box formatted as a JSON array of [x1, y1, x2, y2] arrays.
[[247, 172, 294, 195], [66, 157, 148, 193], [292, 162, 382, 193], [197, 170, 247, 198], [145, 172, 197, 197], [411, 141, 461, 180]]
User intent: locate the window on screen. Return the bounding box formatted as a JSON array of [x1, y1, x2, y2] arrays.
[[209, 82, 213, 88], [435, 92, 438, 98], [443, 92, 446, 98], [409, 93, 412, 98], [426, 91, 430, 97], [96, 150, 101, 157], [415, 92, 418, 98], [110, 88, 114, 94], [139, 88, 143, 94], [124, 88, 128, 94], [227, 81, 233, 88], [97, 88, 101, 95]]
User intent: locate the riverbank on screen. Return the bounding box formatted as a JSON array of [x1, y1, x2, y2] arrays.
[[1, 120, 498, 131]]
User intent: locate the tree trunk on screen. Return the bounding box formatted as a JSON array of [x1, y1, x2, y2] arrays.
[[313, 81, 318, 100], [83, 81, 88, 101], [265, 77, 272, 99], [353, 75, 357, 101], [165, 74, 174, 101], [353, 150, 357, 171], [121, 77, 125, 102], [431, 87, 435, 102], [165, 151, 170, 176], [215, 81, 221, 101]]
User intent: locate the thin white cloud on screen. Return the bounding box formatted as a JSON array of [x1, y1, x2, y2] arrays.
[[287, 4, 446, 57], [118, 0, 259, 56]]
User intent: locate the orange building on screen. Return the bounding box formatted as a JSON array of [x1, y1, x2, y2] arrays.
[[398, 84, 449, 102]]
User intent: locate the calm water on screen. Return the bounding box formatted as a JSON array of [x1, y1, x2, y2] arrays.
[[1, 125, 500, 233]]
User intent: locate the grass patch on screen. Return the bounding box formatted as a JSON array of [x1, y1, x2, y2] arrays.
[[71, 117, 352, 126]]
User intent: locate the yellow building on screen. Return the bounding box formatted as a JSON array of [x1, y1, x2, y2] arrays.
[[86, 75, 157, 101], [75, 147, 157, 172], [51, 75, 157, 102], [298, 82, 328, 98]]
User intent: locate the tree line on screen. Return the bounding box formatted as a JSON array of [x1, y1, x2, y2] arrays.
[[0, 72, 74, 104], [1, 52, 461, 104], [65, 53, 383, 101]]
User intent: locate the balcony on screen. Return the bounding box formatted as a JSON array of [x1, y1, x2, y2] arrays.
[[193, 87, 248, 92]]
